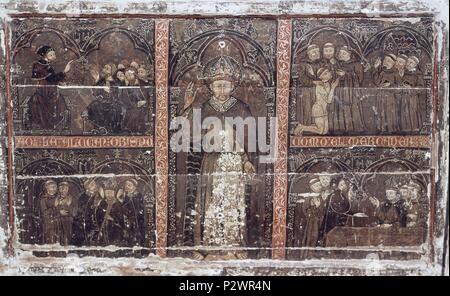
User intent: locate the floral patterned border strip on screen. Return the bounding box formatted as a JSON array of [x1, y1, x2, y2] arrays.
[[15, 136, 154, 149], [290, 135, 431, 148], [272, 19, 292, 260], [154, 19, 170, 257]]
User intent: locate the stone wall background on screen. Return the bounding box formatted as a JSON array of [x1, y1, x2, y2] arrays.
[[0, 0, 448, 276]]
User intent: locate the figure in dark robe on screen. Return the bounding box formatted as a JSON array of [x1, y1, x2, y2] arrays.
[[55, 181, 77, 246], [296, 44, 321, 126], [39, 180, 60, 244], [121, 178, 145, 247], [401, 56, 425, 132], [299, 178, 327, 259], [393, 54, 414, 132], [314, 175, 338, 246], [321, 179, 351, 240], [372, 54, 400, 133], [96, 180, 125, 246], [406, 181, 426, 229], [84, 88, 126, 134], [121, 68, 149, 134], [178, 55, 256, 260], [332, 46, 366, 133], [72, 179, 102, 246], [30, 45, 71, 130], [82, 180, 104, 245], [377, 187, 408, 227]]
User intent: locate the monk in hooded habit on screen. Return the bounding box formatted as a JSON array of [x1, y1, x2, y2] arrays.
[[401, 55, 425, 132], [84, 87, 126, 134], [299, 177, 332, 259], [296, 44, 322, 126], [332, 46, 366, 133], [320, 178, 351, 237], [394, 54, 415, 132], [121, 67, 149, 134], [372, 54, 400, 133], [55, 181, 77, 246], [73, 179, 102, 246], [406, 180, 426, 228], [96, 179, 125, 246], [179, 55, 256, 260], [39, 180, 60, 244], [121, 178, 145, 247], [30, 45, 72, 130], [376, 180, 408, 228]]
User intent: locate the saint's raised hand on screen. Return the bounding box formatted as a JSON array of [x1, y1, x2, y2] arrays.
[[183, 81, 197, 110], [64, 60, 74, 73]]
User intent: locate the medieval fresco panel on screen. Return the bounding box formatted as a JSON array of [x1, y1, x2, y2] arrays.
[[167, 18, 277, 260], [286, 148, 431, 260], [10, 18, 155, 136], [7, 17, 158, 257], [12, 86, 155, 135], [2, 15, 440, 263], [285, 17, 435, 261], [289, 18, 434, 136], [14, 148, 156, 254]]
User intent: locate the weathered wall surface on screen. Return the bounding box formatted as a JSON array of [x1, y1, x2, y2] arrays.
[[0, 0, 448, 276]]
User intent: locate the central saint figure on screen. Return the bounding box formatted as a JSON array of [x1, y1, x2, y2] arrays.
[[180, 55, 256, 260]]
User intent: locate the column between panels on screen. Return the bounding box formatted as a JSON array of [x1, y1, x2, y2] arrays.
[[272, 19, 292, 260], [154, 19, 170, 257]]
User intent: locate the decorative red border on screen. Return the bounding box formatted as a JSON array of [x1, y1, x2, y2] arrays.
[[154, 19, 170, 257], [290, 135, 431, 148], [272, 19, 292, 260], [15, 136, 154, 149]]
